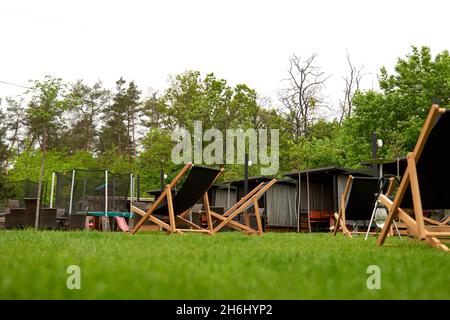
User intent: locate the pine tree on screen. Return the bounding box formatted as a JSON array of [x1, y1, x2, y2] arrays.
[[97, 78, 141, 161]]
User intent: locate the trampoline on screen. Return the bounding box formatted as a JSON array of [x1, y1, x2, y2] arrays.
[[50, 169, 135, 219]]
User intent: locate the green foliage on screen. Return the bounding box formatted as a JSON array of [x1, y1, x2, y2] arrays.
[[154, 71, 271, 131], [25, 76, 68, 150], [309, 119, 340, 140], [9, 149, 97, 182], [287, 136, 344, 170], [379, 46, 450, 111], [339, 46, 450, 165], [137, 129, 175, 191]]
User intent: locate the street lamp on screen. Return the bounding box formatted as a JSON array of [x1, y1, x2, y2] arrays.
[[244, 153, 250, 195], [377, 139, 383, 148], [160, 160, 164, 192]]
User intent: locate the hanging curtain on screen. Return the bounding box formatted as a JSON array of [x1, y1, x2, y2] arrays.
[[214, 189, 237, 209], [266, 184, 297, 227], [337, 175, 351, 208]]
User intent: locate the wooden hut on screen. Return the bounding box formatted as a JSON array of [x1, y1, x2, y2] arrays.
[[284, 166, 372, 232]]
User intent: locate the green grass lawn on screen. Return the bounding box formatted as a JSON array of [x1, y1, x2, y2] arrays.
[[0, 230, 448, 299]]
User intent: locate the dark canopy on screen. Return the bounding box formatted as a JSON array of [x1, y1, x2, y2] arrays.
[[152, 165, 221, 216], [401, 109, 450, 209]]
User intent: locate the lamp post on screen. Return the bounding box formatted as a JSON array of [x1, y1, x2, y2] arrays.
[[244, 153, 253, 195], [160, 160, 164, 192], [244, 153, 248, 195], [377, 138, 383, 178], [371, 132, 378, 177]]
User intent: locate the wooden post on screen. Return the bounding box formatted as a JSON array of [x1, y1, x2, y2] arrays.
[[166, 184, 176, 233], [407, 153, 426, 239], [377, 170, 410, 246], [386, 177, 395, 196], [333, 175, 352, 236], [49, 172, 55, 209], [244, 211, 250, 227], [203, 193, 213, 232], [253, 197, 263, 235], [68, 169, 76, 215]]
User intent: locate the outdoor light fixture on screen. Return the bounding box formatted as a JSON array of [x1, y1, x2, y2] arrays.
[[374, 201, 388, 229], [164, 174, 168, 179], [248, 160, 253, 166], [377, 139, 383, 148]]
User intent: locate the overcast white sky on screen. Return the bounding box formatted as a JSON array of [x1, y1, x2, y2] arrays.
[[1, 0, 448, 114]]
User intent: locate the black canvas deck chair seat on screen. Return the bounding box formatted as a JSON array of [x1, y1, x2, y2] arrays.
[[377, 105, 450, 252], [210, 179, 277, 235], [333, 175, 394, 237], [131, 163, 223, 235]]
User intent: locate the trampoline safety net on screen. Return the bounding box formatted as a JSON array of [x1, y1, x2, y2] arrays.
[[54, 169, 131, 215]]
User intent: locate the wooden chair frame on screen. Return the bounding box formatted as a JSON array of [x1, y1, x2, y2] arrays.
[[423, 215, 450, 227], [377, 105, 450, 252], [333, 175, 395, 237], [130, 163, 224, 235], [210, 179, 277, 235]]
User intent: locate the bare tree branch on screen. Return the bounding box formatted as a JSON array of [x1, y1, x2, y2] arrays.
[[338, 50, 365, 124], [279, 53, 328, 139]]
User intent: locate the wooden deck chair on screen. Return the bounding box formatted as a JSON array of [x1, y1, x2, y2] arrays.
[[423, 214, 450, 227], [131, 163, 224, 235], [210, 179, 277, 235], [333, 175, 395, 237], [377, 105, 450, 252]]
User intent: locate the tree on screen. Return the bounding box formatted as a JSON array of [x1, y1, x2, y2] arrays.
[[24, 75, 67, 228], [338, 51, 365, 124], [97, 78, 141, 161], [137, 128, 177, 190], [64, 80, 110, 153], [286, 118, 343, 170], [124, 81, 141, 160], [160, 71, 213, 131], [3, 97, 25, 156], [279, 53, 329, 140], [340, 46, 450, 166], [0, 108, 9, 202], [379, 46, 450, 114], [98, 78, 130, 156], [142, 91, 165, 130]]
